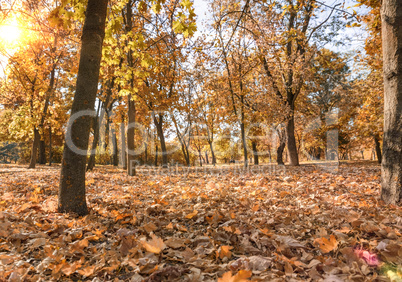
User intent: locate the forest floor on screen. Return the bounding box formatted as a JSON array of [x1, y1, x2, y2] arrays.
[[0, 162, 401, 281]]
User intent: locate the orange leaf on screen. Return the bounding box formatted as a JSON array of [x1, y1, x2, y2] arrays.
[[185, 210, 198, 219], [218, 270, 252, 282], [142, 233, 166, 254], [220, 245, 233, 259], [314, 235, 338, 253]]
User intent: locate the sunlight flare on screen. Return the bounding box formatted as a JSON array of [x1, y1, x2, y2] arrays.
[[0, 18, 22, 46]]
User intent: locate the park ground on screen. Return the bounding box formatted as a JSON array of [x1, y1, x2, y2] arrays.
[[0, 162, 401, 281]]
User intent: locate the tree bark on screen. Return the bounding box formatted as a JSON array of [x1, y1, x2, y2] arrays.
[[58, 0, 108, 216], [155, 145, 158, 166], [374, 134, 382, 164], [48, 126, 52, 166], [28, 128, 40, 169], [286, 112, 299, 166], [120, 122, 127, 169], [87, 102, 102, 171], [127, 96, 136, 176], [153, 113, 168, 167], [112, 126, 118, 166], [381, 0, 402, 204], [277, 139, 285, 165], [208, 141, 216, 165], [252, 141, 259, 165], [38, 139, 46, 164]]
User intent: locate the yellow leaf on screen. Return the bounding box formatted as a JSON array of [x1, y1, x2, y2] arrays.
[[142, 233, 166, 254], [185, 210, 198, 219]]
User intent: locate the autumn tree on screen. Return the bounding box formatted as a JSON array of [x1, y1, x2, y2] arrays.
[[380, 0, 402, 204], [58, 0, 108, 215]]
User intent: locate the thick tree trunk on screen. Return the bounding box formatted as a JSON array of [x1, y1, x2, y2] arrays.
[[120, 122, 127, 169], [286, 113, 299, 166], [39, 139, 46, 164], [28, 128, 40, 169], [252, 141, 259, 165], [58, 0, 108, 216], [127, 97, 136, 176], [374, 134, 382, 164], [381, 0, 402, 204]]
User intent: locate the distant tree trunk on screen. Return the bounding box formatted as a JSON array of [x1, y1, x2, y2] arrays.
[[153, 113, 168, 167], [240, 96, 248, 168], [374, 134, 382, 164], [209, 141, 216, 165], [87, 103, 102, 171], [28, 128, 40, 169], [48, 127, 52, 166], [127, 97, 136, 176], [286, 111, 299, 166], [120, 122, 127, 169], [276, 127, 286, 165], [39, 138, 46, 164], [104, 111, 110, 152], [112, 126, 118, 166], [381, 0, 402, 204], [154, 145, 158, 166], [252, 141, 259, 165], [277, 140, 285, 165], [144, 142, 148, 164], [205, 151, 209, 164], [58, 0, 108, 216], [198, 150, 203, 166]]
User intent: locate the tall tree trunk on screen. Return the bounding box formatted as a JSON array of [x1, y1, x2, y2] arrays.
[[198, 150, 203, 167], [252, 141, 259, 165], [154, 145, 158, 166], [58, 0, 108, 216], [112, 126, 118, 166], [153, 114, 168, 167], [87, 103, 102, 171], [276, 127, 286, 165], [374, 134, 382, 164], [277, 140, 285, 165], [144, 142, 148, 164], [120, 122, 127, 169], [39, 139, 46, 164], [48, 126, 52, 166], [125, 0, 136, 176], [28, 128, 40, 169], [286, 112, 299, 166], [381, 0, 402, 204], [209, 141, 216, 165], [127, 97, 136, 176]]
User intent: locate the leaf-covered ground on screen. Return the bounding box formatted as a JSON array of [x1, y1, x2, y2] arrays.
[[0, 162, 401, 281]]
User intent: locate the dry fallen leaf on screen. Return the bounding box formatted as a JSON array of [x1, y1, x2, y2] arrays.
[[142, 233, 166, 254], [314, 235, 338, 253]]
